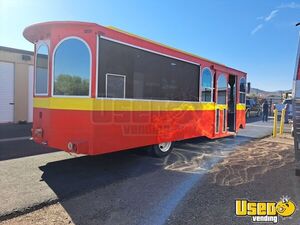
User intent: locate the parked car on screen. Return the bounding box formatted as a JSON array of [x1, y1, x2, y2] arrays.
[[246, 99, 261, 118], [275, 98, 293, 120]]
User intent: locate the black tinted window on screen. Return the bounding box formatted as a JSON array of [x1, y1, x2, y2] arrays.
[[98, 38, 200, 101]]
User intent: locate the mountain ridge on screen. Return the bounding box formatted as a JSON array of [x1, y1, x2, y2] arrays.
[[250, 87, 292, 97]]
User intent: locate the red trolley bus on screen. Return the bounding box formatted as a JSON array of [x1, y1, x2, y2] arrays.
[[23, 21, 247, 157]]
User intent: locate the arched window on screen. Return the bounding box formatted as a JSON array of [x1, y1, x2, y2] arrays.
[[201, 68, 213, 102], [217, 75, 227, 104], [240, 77, 246, 103], [53, 38, 91, 96], [35, 44, 49, 95]]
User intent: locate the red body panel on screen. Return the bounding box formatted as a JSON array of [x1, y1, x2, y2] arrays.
[[236, 110, 246, 129], [33, 107, 246, 155]]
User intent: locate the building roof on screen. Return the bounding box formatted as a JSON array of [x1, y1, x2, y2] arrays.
[[0, 46, 33, 55]]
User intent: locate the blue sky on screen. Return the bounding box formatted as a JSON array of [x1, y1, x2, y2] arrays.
[[0, 0, 299, 91]]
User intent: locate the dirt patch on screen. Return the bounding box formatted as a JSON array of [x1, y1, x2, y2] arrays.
[[209, 136, 294, 186], [0, 203, 74, 225]]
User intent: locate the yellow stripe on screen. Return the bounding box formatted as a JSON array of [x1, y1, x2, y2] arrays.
[[216, 104, 228, 110], [236, 103, 246, 110], [34, 98, 221, 111]]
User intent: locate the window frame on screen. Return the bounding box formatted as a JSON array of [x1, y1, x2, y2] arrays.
[[105, 73, 126, 98], [215, 109, 220, 133], [52, 36, 92, 98], [223, 108, 227, 132], [217, 74, 227, 104], [96, 36, 201, 103], [201, 67, 214, 102], [34, 41, 50, 96], [239, 77, 246, 104]]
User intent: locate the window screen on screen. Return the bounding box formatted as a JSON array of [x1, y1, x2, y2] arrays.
[[98, 38, 200, 101], [106, 74, 125, 98]]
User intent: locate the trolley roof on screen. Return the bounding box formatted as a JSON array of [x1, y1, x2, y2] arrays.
[[23, 21, 246, 76]]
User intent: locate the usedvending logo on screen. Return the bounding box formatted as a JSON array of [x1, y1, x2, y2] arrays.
[[235, 196, 296, 223]]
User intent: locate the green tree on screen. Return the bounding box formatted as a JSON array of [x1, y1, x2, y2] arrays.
[[54, 74, 89, 95]]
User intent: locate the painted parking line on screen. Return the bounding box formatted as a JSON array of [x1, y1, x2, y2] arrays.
[[0, 136, 31, 143]]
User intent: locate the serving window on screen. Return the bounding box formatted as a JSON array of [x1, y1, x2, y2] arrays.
[[97, 37, 200, 101]]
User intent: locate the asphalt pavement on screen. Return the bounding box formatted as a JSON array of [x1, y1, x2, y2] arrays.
[[0, 117, 296, 225]]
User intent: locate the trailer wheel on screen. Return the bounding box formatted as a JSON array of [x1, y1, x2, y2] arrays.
[[151, 142, 174, 157]]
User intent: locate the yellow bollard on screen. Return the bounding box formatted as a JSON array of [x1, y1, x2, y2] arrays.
[[273, 109, 278, 137], [279, 109, 286, 135]]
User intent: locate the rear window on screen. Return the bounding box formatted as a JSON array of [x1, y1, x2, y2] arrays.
[[35, 44, 49, 95]]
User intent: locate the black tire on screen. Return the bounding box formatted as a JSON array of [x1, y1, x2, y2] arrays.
[[151, 142, 174, 157]]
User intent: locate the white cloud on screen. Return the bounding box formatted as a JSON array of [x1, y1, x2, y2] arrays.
[[251, 2, 300, 35], [264, 10, 279, 21], [251, 24, 264, 35]]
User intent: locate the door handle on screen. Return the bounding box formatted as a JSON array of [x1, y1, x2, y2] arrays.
[[9, 102, 15, 105]]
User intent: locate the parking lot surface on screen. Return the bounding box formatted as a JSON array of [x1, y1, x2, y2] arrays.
[[0, 119, 299, 225]]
